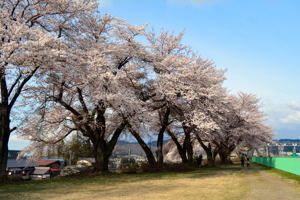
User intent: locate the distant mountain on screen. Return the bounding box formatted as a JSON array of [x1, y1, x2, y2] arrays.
[[117, 139, 169, 146], [117, 140, 135, 145], [114, 139, 169, 157], [277, 139, 300, 143]]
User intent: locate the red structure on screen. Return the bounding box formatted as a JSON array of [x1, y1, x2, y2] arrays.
[[36, 160, 61, 176]]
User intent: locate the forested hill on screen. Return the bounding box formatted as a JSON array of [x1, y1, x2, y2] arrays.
[[113, 140, 169, 157], [277, 139, 300, 143]]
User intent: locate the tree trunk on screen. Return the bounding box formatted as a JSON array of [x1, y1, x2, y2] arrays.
[[0, 108, 10, 182], [0, 106, 10, 182], [92, 122, 126, 172], [156, 129, 164, 168], [94, 152, 107, 171], [130, 129, 156, 167], [218, 149, 232, 165], [195, 134, 216, 167], [0, 64, 38, 183], [183, 124, 193, 164], [206, 150, 215, 167], [156, 107, 170, 168], [0, 68, 10, 182], [166, 129, 188, 163], [93, 140, 108, 171]]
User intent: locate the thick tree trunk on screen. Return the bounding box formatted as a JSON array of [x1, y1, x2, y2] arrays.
[[156, 129, 164, 168], [92, 122, 126, 172], [130, 129, 156, 168], [183, 124, 193, 164], [0, 107, 10, 182], [93, 140, 108, 171], [195, 134, 216, 167], [156, 107, 170, 168], [218, 149, 233, 165], [166, 129, 188, 163], [206, 150, 215, 167], [0, 112, 10, 182]]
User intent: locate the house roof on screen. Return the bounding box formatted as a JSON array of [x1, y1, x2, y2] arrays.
[[36, 160, 60, 166], [43, 158, 64, 162], [7, 159, 36, 168]]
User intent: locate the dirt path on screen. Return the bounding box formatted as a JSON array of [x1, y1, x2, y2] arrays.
[[242, 166, 300, 200]]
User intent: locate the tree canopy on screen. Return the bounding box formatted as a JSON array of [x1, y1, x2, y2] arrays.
[[1, 0, 274, 179]]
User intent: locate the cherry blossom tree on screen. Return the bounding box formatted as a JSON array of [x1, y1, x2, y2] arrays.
[[125, 30, 228, 167], [19, 11, 152, 171], [159, 57, 226, 165], [123, 31, 190, 167], [190, 92, 274, 165], [4, 2, 274, 174], [0, 0, 96, 181], [215, 93, 273, 164], [163, 83, 273, 167]]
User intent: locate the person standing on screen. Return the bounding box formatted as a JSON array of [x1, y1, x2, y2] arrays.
[[246, 157, 250, 167], [195, 154, 203, 168], [240, 154, 245, 167]]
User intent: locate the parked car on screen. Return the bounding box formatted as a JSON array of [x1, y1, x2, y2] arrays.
[[22, 167, 35, 180], [7, 168, 23, 181], [7, 168, 22, 176], [31, 167, 51, 180]]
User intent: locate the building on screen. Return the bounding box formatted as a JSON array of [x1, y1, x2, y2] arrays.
[[262, 139, 300, 156], [7, 150, 36, 170], [36, 159, 63, 176], [36, 159, 61, 168]]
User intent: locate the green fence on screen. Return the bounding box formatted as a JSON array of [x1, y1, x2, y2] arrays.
[[252, 157, 300, 176]]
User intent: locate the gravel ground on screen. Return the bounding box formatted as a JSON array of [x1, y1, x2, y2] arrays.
[[242, 166, 300, 200]]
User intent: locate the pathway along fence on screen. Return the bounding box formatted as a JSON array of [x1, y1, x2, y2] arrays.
[[252, 157, 300, 176]]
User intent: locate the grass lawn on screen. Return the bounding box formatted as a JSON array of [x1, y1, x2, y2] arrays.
[[0, 165, 250, 200]]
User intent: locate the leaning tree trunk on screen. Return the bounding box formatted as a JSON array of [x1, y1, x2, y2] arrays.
[[156, 129, 164, 168], [166, 129, 188, 163], [156, 107, 170, 168], [206, 150, 215, 167], [198, 145, 215, 167], [183, 124, 193, 164], [195, 134, 216, 167], [130, 129, 156, 168]]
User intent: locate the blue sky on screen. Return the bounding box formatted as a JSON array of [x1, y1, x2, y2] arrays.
[[97, 0, 300, 138], [9, 0, 300, 149]]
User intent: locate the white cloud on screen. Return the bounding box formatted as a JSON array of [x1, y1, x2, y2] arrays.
[[279, 101, 300, 124], [287, 101, 300, 110], [280, 111, 300, 124]]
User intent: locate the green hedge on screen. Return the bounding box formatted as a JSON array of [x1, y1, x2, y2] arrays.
[[252, 157, 300, 176]]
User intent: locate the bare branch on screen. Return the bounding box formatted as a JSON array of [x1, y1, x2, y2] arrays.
[[8, 73, 22, 97], [77, 87, 89, 114], [9, 66, 39, 108]]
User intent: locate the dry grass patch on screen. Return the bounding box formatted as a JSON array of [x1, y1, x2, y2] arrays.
[[1, 166, 249, 200]]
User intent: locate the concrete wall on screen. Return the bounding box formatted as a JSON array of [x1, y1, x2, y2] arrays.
[[252, 157, 300, 176]]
